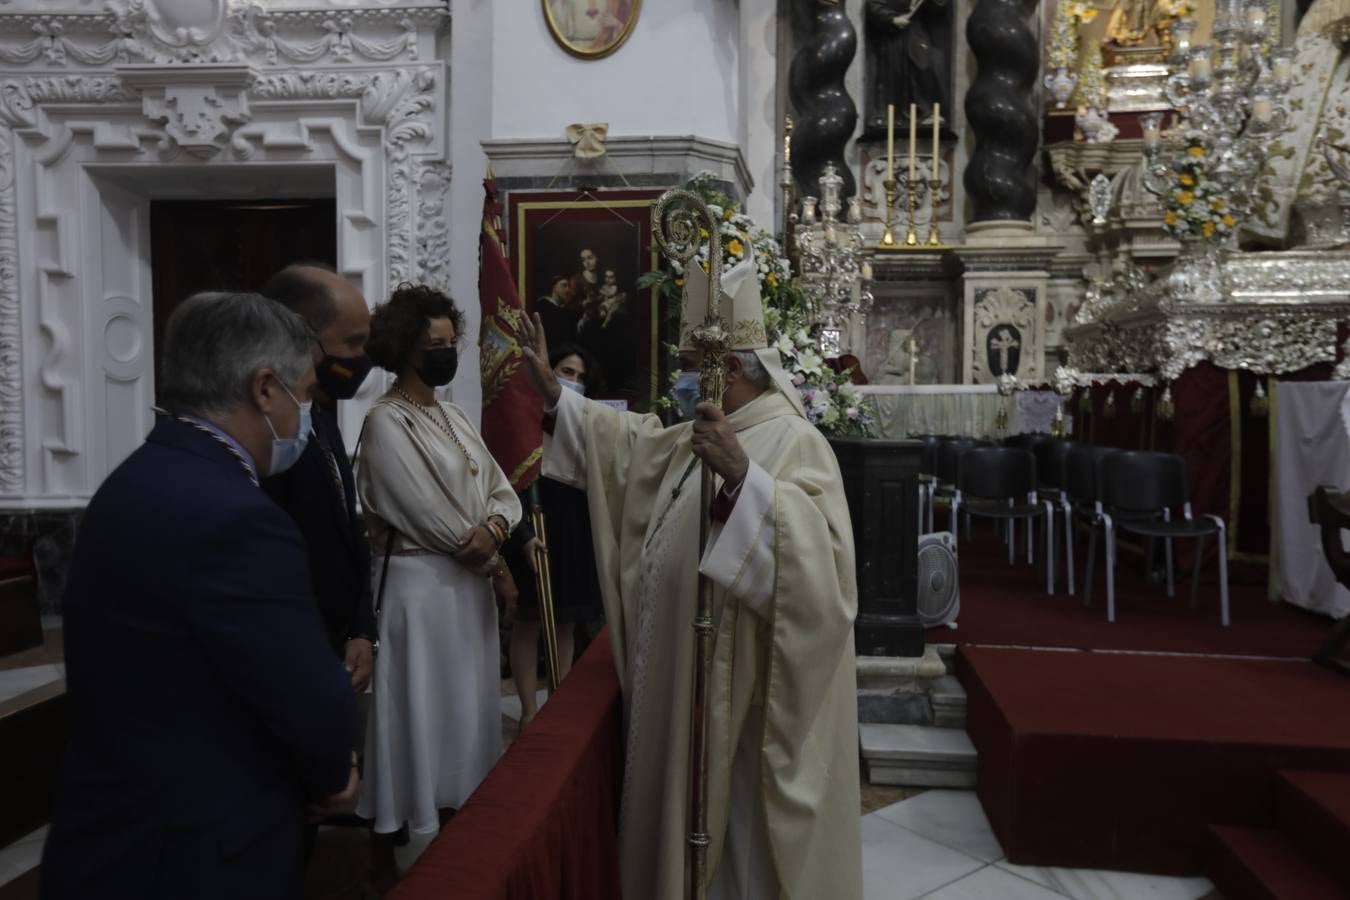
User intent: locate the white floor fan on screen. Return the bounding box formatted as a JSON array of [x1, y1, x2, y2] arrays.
[[917, 531, 960, 629]]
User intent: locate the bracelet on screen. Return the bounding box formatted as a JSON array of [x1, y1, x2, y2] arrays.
[[484, 520, 507, 547]]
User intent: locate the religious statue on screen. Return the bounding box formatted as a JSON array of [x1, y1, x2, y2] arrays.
[[864, 0, 953, 137], [1247, 0, 1350, 245], [1104, 0, 1191, 46]]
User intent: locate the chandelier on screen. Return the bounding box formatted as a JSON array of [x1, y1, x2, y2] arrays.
[[796, 163, 874, 356], [1139, 0, 1294, 238]]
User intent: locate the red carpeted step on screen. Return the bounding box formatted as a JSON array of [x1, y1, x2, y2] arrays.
[[1277, 771, 1350, 889], [1208, 826, 1345, 900]]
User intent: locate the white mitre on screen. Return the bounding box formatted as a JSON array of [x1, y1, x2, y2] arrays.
[[679, 255, 808, 419]]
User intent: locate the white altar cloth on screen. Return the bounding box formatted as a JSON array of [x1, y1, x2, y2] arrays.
[[859, 385, 1066, 439], [1272, 380, 1350, 618]]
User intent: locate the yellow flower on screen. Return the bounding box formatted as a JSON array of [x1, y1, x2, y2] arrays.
[[1080, 7, 1097, 20], [1202, 221, 1215, 237], [1210, 198, 1225, 210], [1188, 146, 1205, 158], [727, 238, 745, 257], [1221, 214, 1235, 226], [767, 273, 779, 288], [1164, 211, 1179, 225], [1176, 191, 1195, 205], [1179, 174, 1194, 187], [675, 277, 685, 286], [699, 228, 710, 238]]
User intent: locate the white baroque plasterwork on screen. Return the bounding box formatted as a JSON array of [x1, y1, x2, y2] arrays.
[[0, 0, 443, 68], [965, 283, 1047, 385], [0, 0, 449, 504]]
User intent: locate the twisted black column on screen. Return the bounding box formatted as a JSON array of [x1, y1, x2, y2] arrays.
[[789, 0, 858, 201], [963, 0, 1039, 223]]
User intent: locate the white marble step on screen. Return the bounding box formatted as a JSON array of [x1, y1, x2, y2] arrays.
[[860, 723, 977, 789], [930, 675, 968, 729]]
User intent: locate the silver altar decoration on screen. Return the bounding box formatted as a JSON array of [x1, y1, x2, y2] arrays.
[[796, 163, 873, 355], [1067, 250, 1350, 379], [1139, 0, 1295, 258]]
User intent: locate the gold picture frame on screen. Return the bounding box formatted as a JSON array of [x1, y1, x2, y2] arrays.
[[542, 0, 641, 60]]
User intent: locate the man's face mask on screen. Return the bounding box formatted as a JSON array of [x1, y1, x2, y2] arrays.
[[315, 344, 373, 400], [265, 378, 312, 476]]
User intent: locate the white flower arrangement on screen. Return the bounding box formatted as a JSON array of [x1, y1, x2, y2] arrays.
[[996, 373, 1028, 396]]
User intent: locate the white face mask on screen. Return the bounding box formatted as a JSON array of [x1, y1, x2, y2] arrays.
[[264, 379, 312, 476], [558, 378, 586, 396]]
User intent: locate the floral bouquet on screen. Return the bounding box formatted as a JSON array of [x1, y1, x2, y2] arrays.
[[643, 174, 874, 437], [1161, 133, 1238, 242]]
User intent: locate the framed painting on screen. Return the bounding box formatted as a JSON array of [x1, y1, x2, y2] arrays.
[[508, 189, 666, 409], [543, 0, 641, 59]]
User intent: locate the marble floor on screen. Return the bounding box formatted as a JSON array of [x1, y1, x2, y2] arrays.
[[863, 790, 1219, 900]]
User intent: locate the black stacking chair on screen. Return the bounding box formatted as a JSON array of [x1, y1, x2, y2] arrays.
[[1065, 445, 1116, 599], [950, 447, 1055, 593], [1035, 439, 1078, 592], [934, 437, 985, 539], [914, 434, 942, 534], [1096, 451, 1230, 625], [1004, 433, 1053, 556]]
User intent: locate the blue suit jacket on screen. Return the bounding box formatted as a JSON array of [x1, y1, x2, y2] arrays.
[[40, 416, 357, 900]]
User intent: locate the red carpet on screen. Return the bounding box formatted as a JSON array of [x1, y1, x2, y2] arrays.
[[961, 645, 1350, 874], [926, 526, 1329, 657]]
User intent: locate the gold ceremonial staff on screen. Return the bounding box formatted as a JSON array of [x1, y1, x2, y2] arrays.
[[653, 188, 725, 900], [528, 482, 562, 692]]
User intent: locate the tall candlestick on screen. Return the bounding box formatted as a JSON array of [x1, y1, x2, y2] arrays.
[[908, 104, 918, 183], [886, 104, 895, 182], [931, 103, 941, 182]]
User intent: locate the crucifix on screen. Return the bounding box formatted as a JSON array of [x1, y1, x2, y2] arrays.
[[990, 327, 1019, 375]]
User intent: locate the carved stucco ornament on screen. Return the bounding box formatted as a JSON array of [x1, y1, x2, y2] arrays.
[[119, 63, 255, 158]]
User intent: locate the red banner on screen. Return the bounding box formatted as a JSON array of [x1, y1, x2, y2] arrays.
[[478, 175, 543, 492]]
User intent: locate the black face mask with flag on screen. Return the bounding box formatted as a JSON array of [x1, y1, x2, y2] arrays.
[[316, 349, 374, 400]]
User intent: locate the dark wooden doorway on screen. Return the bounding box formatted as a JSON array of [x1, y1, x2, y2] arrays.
[[149, 198, 337, 398]]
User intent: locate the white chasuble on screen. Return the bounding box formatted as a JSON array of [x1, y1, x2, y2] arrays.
[[544, 387, 862, 900]]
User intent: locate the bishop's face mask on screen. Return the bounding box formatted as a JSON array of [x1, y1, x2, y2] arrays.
[[315, 345, 373, 400], [673, 371, 700, 419], [558, 378, 586, 397], [417, 346, 458, 387]]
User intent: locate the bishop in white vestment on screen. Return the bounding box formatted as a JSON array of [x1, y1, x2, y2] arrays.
[[521, 260, 863, 900]]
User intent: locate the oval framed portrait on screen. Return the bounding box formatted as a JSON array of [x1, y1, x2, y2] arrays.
[[543, 0, 641, 60]]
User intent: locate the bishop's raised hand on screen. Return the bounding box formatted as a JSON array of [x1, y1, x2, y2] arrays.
[[519, 312, 562, 407]]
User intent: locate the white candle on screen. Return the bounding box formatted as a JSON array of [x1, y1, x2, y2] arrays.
[[1141, 112, 1162, 150], [1191, 46, 1212, 79], [861, 261, 874, 281], [931, 103, 941, 182], [1251, 96, 1273, 124], [886, 104, 895, 182], [908, 104, 918, 183], [1272, 51, 1293, 82], [1245, 3, 1265, 32]]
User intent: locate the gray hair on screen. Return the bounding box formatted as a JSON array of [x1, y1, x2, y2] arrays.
[[731, 350, 772, 391], [160, 292, 314, 418]]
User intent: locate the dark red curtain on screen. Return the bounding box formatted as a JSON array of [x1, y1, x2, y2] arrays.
[[389, 633, 623, 900]]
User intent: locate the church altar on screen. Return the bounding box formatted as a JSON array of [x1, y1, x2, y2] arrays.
[[859, 385, 1063, 439]]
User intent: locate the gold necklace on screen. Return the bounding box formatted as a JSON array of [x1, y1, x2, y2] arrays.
[[393, 383, 480, 476]]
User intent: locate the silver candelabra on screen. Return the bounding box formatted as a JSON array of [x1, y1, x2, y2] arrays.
[[796, 163, 874, 355], [1139, 0, 1294, 231]]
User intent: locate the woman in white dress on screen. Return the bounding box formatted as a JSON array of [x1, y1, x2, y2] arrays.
[[355, 284, 522, 861]]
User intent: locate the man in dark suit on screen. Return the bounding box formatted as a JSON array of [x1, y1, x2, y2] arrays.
[[40, 292, 358, 900], [261, 264, 376, 689]]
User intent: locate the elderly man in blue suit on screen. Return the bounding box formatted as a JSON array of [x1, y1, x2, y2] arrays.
[[40, 292, 359, 900]]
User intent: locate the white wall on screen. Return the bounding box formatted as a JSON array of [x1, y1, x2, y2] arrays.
[[489, 2, 741, 145], [446, 0, 496, 425]]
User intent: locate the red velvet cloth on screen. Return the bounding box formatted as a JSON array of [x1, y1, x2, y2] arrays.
[[963, 645, 1350, 874], [388, 633, 623, 900]]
